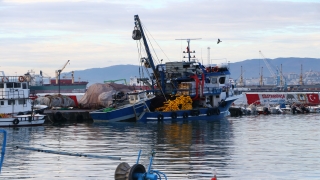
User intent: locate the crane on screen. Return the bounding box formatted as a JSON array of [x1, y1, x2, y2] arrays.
[[55, 60, 70, 94], [259, 51, 282, 86], [55, 60, 70, 84]]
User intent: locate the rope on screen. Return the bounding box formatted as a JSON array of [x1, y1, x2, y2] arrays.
[[15, 145, 121, 160]]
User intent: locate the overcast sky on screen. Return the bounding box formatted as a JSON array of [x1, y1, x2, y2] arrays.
[[1, 0, 319, 77]]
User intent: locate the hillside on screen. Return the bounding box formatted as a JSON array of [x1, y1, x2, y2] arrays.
[[64, 57, 320, 87]]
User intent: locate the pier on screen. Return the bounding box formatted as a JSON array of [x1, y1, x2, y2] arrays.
[[43, 109, 93, 124]]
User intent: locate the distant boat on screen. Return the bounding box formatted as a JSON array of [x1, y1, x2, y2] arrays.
[[90, 90, 154, 122], [0, 71, 46, 127], [24, 70, 88, 94]]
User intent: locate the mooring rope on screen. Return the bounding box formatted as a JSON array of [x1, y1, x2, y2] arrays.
[[15, 145, 121, 160]]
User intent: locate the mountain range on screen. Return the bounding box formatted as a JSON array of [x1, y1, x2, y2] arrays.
[[63, 57, 320, 87]]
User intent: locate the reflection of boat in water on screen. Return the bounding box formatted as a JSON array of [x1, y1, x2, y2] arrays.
[[131, 15, 242, 122], [0, 71, 46, 127], [90, 90, 154, 122]]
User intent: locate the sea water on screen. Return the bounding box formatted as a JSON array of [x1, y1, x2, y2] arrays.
[[0, 114, 320, 179]]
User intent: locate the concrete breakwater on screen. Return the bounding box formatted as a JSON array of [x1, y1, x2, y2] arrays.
[[43, 109, 93, 124]]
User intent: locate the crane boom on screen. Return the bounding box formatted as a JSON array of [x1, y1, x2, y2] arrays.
[[259, 51, 276, 78], [55, 60, 70, 84], [60, 60, 70, 72]]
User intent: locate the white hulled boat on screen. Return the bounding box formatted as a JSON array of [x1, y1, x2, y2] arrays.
[[0, 71, 46, 127]]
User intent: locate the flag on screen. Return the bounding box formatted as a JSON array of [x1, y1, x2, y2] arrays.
[[306, 93, 320, 104], [246, 94, 260, 105]]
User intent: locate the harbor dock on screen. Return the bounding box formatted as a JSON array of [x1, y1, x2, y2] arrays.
[[43, 109, 93, 124]]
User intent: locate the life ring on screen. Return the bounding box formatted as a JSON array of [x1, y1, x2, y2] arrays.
[[55, 112, 62, 120], [206, 109, 212, 116], [206, 67, 211, 72], [18, 76, 25, 82], [195, 110, 200, 116], [2, 77, 9, 82], [171, 112, 177, 119], [190, 110, 199, 116], [182, 112, 188, 119], [76, 114, 84, 123], [157, 114, 164, 121], [13, 118, 19, 125]]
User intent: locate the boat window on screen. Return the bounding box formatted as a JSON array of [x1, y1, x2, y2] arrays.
[[211, 78, 217, 84], [0, 101, 4, 105], [139, 93, 145, 99], [219, 77, 226, 84], [129, 95, 135, 101], [6, 82, 13, 88], [8, 100, 15, 105], [14, 83, 21, 88], [18, 99, 26, 105], [0, 83, 3, 88], [22, 83, 27, 89]]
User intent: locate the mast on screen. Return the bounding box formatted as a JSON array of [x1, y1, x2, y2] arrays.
[[280, 64, 283, 86], [299, 64, 303, 85], [239, 66, 244, 86], [175, 38, 201, 62], [207, 47, 210, 66], [259, 67, 263, 86], [133, 15, 159, 91]]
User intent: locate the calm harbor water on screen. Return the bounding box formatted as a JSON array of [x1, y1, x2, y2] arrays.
[[1, 114, 320, 179]]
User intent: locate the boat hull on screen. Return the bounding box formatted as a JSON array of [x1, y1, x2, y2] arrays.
[[30, 84, 87, 94], [0, 114, 46, 127], [90, 99, 152, 122], [137, 97, 239, 122]]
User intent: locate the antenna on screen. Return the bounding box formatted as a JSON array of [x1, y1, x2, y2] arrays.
[[175, 38, 201, 62], [207, 47, 210, 66]]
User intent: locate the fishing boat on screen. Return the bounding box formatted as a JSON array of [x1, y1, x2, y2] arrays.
[[89, 90, 154, 122], [0, 71, 46, 127], [131, 15, 242, 122]]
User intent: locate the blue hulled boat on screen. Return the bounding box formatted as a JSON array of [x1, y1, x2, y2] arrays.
[[131, 15, 243, 122], [90, 90, 154, 122]]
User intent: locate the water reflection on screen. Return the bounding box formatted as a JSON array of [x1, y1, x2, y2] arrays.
[[2, 115, 319, 179]]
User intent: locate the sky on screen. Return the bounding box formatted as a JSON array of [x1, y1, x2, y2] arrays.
[[0, 0, 319, 77]]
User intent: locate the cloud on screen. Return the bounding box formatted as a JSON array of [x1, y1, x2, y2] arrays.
[[0, 0, 319, 76]]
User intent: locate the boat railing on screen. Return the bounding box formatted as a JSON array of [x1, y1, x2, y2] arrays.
[[0, 75, 28, 83], [176, 87, 222, 96], [0, 89, 26, 100]]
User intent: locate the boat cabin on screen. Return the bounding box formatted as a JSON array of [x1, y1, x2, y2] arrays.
[[128, 90, 148, 104], [0, 74, 31, 114]]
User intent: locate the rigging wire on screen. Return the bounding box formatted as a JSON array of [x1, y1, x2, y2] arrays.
[[135, 24, 167, 100], [142, 23, 171, 63], [135, 35, 154, 89]]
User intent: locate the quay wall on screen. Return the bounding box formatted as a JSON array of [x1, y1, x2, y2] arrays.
[[43, 109, 93, 124]]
